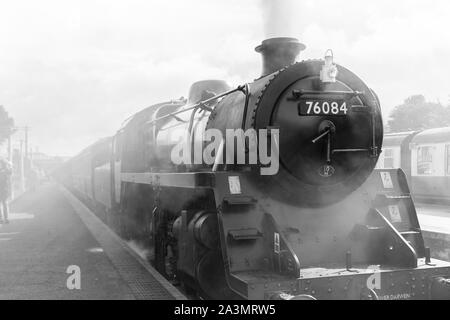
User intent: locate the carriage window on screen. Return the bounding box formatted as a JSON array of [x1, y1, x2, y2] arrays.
[[446, 146, 450, 175], [383, 148, 394, 168], [417, 146, 434, 175]]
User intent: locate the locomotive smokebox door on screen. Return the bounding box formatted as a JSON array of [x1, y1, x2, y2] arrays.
[[252, 59, 383, 206]]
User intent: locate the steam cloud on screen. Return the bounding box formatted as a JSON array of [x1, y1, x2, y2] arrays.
[[127, 240, 150, 260], [260, 0, 297, 38]]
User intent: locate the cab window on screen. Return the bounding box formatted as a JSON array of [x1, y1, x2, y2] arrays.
[[417, 146, 434, 175]]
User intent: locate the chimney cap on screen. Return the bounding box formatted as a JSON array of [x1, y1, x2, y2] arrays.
[[255, 37, 306, 53]]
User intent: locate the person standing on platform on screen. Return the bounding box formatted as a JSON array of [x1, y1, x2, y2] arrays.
[[0, 157, 12, 224]]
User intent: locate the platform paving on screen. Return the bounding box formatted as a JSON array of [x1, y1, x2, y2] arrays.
[[0, 182, 183, 300]]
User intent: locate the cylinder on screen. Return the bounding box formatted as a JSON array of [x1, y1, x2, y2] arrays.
[[194, 213, 219, 249]]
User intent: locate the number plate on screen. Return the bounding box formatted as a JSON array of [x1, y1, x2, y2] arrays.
[[299, 99, 349, 116]]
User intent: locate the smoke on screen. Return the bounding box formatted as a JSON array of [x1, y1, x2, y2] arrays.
[[127, 240, 150, 260], [260, 0, 298, 38]]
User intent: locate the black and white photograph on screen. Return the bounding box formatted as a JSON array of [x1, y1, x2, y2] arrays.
[[0, 0, 449, 308]]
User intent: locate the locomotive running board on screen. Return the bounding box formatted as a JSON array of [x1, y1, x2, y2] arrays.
[[121, 172, 215, 189]]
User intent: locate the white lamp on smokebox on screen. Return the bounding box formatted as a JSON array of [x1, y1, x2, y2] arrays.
[[320, 49, 338, 83]]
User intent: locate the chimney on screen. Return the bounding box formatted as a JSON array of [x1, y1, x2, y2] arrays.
[[255, 37, 306, 77]]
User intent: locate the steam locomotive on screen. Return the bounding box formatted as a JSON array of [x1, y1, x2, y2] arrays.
[[58, 38, 450, 300]]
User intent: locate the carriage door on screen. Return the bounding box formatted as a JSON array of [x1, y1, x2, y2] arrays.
[[383, 148, 395, 168]]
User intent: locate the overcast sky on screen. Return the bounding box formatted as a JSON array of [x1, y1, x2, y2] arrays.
[[1, 0, 449, 156]]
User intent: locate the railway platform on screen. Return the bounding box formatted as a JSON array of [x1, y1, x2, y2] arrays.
[[0, 182, 185, 300], [417, 204, 450, 262], [417, 204, 450, 234]]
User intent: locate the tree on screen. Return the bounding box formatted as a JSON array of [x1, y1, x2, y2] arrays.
[[0, 106, 16, 144], [387, 95, 450, 132]]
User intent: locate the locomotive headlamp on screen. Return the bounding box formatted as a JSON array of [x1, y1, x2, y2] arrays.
[[320, 49, 338, 83]]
